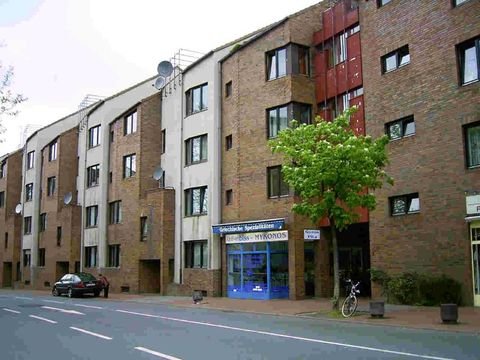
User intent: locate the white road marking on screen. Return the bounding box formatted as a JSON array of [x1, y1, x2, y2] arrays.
[[74, 303, 103, 309], [42, 306, 85, 315], [29, 315, 57, 324], [3, 308, 21, 314], [134, 347, 182, 360], [116, 310, 454, 360], [15, 296, 33, 300], [42, 300, 64, 304], [70, 327, 112, 340]]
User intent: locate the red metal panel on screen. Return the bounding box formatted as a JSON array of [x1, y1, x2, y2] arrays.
[[313, 30, 324, 47], [336, 62, 347, 95], [318, 108, 333, 122], [334, 1, 346, 35], [349, 95, 365, 136], [347, 32, 361, 60], [345, 7, 359, 29], [323, 9, 334, 40], [326, 67, 336, 99], [314, 52, 328, 102], [347, 56, 362, 90]]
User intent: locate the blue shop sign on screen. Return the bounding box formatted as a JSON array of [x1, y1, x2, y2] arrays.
[[212, 218, 285, 235]]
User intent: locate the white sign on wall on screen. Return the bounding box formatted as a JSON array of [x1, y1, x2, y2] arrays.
[[304, 229, 320, 240], [225, 230, 288, 244], [466, 195, 480, 215]]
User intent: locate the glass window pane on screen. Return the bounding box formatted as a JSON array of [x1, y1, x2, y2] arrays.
[[298, 46, 308, 75], [202, 243, 208, 268], [243, 253, 267, 293], [473, 244, 479, 295], [202, 85, 208, 109], [269, 168, 279, 197], [192, 137, 201, 162], [227, 254, 241, 292], [193, 87, 201, 112], [408, 197, 420, 213], [400, 53, 410, 66], [404, 121, 415, 136], [192, 188, 201, 214], [278, 106, 288, 132], [193, 243, 202, 267], [268, 53, 277, 80], [202, 188, 208, 213], [389, 122, 402, 139], [392, 197, 406, 214], [463, 46, 478, 84], [277, 49, 287, 77], [385, 54, 397, 72], [467, 126, 480, 167], [269, 109, 278, 138], [201, 136, 208, 160]]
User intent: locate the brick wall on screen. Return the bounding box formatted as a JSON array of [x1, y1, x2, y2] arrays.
[[360, 0, 480, 303]]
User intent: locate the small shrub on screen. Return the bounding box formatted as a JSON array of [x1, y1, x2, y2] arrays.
[[387, 272, 420, 305], [369, 268, 391, 296], [418, 275, 462, 306]]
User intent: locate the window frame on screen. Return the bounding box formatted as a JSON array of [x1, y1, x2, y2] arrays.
[[185, 134, 208, 166], [0, 191, 4, 208], [38, 248, 46, 267], [266, 47, 287, 80], [185, 83, 208, 116], [226, 189, 233, 205], [267, 102, 312, 139], [24, 216, 32, 235], [267, 166, 290, 198], [39, 213, 47, 232], [185, 186, 208, 216], [377, 0, 392, 7], [57, 226, 62, 246], [25, 183, 33, 202], [87, 164, 100, 187], [464, 122, 480, 169], [47, 176, 56, 197], [225, 134, 233, 151], [457, 36, 480, 86], [385, 115, 415, 141], [0, 160, 6, 178], [23, 249, 31, 267], [453, 0, 471, 7], [225, 81, 232, 98], [184, 240, 208, 269], [140, 216, 148, 241], [381, 45, 410, 74], [124, 110, 138, 135], [108, 244, 120, 268], [86, 205, 99, 228], [88, 125, 101, 148], [109, 200, 122, 224], [84, 246, 97, 268], [27, 151, 35, 170], [48, 140, 58, 161], [161, 129, 166, 154], [123, 153, 137, 178], [389, 193, 420, 216]]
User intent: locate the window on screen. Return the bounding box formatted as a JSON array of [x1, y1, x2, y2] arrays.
[[123, 154, 136, 178], [377, 0, 392, 6], [225, 81, 232, 97], [186, 83, 208, 116], [124, 111, 137, 135], [23, 250, 31, 267], [382, 45, 410, 73], [296, 45, 309, 75], [4, 232, 8, 249], [161, 129, 166, 154], [84, 246, 97, 268], [385, 115, 415, 140], [48, 140, 57, 161], [184, 240, 208, 269], [57, 227, 62, 246], [225, 135, 233, 151], [109, 201, 122, 224], [40, 213, 47, 232], [25, 183, 33, 202], [108, 245, 120, 267], [267, 166, 289, 198], [0, 160, 6, 178], [24, 216, 32, 235], [390, 193, 420, 216], [87, 164, 100, 187], [27, 151, 35, 169], [0, 191, 4, 208], [457, 36, 479, 85], [465, 123, 480, 168], [88, 125, 101, 148], [38, 248, 45, 267], [86, 206, 98, 228], [453, 0, 471, 6], [267, 47, 287, 80], [268, 103, 311, 138], [109, 172, 113, 183], [159, 170, 165, 188], [185, 134, 208, 165], [140, 217, 148, 241], [185, 186, 208, 216], [47, 176, 56, 196], [226, 189, 233, 205]]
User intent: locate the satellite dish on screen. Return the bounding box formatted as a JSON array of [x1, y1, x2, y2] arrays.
[[63, 192, 72, 205], [153, 166, 164, 181], [15, 203, 22, 214], [157, 61, 173, 77], [154, 76, 165, 90]]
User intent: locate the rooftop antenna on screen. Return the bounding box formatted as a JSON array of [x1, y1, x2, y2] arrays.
[[63, 192, 72, 205], [15, 203, 22, 215], [153, 165, 164, 188]]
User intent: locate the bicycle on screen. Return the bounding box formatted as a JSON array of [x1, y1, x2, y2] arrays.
[[341, 279, 360, 318]]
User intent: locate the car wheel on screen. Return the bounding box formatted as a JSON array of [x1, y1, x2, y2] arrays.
[[67, 287, 73, 298], [52, 287, 59, 297]]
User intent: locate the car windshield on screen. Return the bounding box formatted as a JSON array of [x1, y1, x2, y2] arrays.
[[76, 273, 97, 282]]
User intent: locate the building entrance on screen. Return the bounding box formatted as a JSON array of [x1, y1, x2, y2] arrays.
[[471, 223, 480, 307]]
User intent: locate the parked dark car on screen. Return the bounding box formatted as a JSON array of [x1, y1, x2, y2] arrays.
[[52, 272, 103, 298]]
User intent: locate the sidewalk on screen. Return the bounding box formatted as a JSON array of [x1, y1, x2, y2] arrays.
[[113, 293, 480, 334]]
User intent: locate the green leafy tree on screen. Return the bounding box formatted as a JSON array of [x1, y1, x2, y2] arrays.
[[269, 107, 393, 308], [0, 62, 27, 142]]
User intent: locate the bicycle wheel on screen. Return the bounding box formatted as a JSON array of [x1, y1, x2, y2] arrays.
[[341, 296, 358, 318]]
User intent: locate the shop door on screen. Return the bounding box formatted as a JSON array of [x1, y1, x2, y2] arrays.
[[471, 224, 480, 307]]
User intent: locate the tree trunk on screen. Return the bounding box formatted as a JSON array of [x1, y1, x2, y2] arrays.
[[330, 218, 340, 310]]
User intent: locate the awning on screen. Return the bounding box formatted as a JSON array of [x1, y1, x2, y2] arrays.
[[465, 215, 480, 222]]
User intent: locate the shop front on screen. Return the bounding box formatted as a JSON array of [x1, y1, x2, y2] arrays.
[[213, 219, 289, 300]]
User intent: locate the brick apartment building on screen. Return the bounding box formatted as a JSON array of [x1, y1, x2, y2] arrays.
[[0, 0, 479, 306]]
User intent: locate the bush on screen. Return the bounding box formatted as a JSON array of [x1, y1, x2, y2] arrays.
[[369, 268, 391, 296], [387, 272, 420, 305], [418, 275, 462, 306]]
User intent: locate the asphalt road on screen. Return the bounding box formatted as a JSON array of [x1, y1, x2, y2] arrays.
[[0, 290, 478, 360]]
